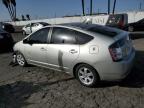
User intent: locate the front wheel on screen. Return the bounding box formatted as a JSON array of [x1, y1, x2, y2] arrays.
[[75, 64, 99, 87], [16, 52, 27, 67]]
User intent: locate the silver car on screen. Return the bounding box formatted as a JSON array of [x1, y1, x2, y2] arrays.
[[22, 22, 50, 35], [13, 23, 135, 87]]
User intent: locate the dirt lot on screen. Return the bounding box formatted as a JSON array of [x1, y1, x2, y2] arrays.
[[0, 33, 144, 108]]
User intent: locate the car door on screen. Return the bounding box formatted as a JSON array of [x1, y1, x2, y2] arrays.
[[24, 27, 50, 66], [46, 27, 79, 72]]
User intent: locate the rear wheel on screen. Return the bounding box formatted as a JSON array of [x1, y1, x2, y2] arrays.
[[75, 64, 99, 87], [16, 52, 27, 67]]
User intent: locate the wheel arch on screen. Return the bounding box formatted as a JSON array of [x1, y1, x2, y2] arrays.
[[73, 62, 100, 80]]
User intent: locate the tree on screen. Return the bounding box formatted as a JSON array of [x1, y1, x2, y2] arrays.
[[2, 0, 16, 21], [11, 0, 16, 19], [2, 0, 12, 20]]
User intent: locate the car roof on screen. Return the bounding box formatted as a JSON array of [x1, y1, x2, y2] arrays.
[[61, 23, 118, 31], [59, 23, 122, 37]]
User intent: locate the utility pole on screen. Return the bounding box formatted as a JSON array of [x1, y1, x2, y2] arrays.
[[113, 0, 117, 14], [90, 0, 93, 15], [81, 0, 85, 16], [139, 2, 142, 10], [108, 0, 110, 14]]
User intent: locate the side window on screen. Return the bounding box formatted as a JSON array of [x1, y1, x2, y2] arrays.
[[51, 27, 76, 44], [29, 28, 49, 44], [76, 31, 93, 44]]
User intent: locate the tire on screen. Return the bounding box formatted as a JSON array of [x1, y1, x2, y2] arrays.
[[128, 26, 134, 32], [75, 64, 99, 87], [16, 52, 27, 67]]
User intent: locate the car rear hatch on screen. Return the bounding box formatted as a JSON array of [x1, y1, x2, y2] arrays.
[[86, 24, 133, 61], [109, 31, 133, 62]]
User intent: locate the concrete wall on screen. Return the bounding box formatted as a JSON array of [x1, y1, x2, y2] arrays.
[[9, 11, 144, 26], [126, 11, 144, 23], [10, 15, 109, 26]]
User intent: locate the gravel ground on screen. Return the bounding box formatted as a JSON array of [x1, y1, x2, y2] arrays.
[[0, 33, 144, 108]]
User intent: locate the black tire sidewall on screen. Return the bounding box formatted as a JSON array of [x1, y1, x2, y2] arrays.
[[75, 64, 99, 87]]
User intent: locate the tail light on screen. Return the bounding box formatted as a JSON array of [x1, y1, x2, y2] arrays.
[[109, 35, 132, 62], [109, 42, 123, 62]]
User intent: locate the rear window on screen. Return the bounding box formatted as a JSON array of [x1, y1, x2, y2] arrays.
[[87, 27, 118, 37], [75, 31, 93, 44]]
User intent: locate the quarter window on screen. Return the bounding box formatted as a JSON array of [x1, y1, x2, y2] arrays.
[[29, 28, 49, 44], [75, 31, 94, 44], [51, 27, 76, 44]]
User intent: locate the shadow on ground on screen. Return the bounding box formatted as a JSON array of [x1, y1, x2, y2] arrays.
[[0, 81, 36, 108], [0, 77, 74, 108], [119, 50, 144, 88]]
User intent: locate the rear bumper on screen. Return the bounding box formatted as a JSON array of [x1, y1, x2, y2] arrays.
[[96, 48, 135, 81]]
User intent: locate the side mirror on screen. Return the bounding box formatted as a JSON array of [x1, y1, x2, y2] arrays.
[[23, 39, 29, 44], [23, 39, 33, 45]]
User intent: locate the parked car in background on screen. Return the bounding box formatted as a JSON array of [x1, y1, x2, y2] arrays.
[[106, 14, 128, 30], [13, 23, 135, 87], [125, 18, 144, 32], [0, 22, 15, 33], [0, 28, 14, 52], [22, 22, 50, 35]]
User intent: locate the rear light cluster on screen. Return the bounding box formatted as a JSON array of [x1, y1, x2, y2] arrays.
[[109, 42, 123, 62], [109, 35, 131, 62]]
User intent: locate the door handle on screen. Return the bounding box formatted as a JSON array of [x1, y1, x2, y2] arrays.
[[40, 47, 47, 51], [69, 49, 78, 54]]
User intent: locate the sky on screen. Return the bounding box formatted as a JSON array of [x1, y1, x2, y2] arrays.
[[0, 0, 144, 21]]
